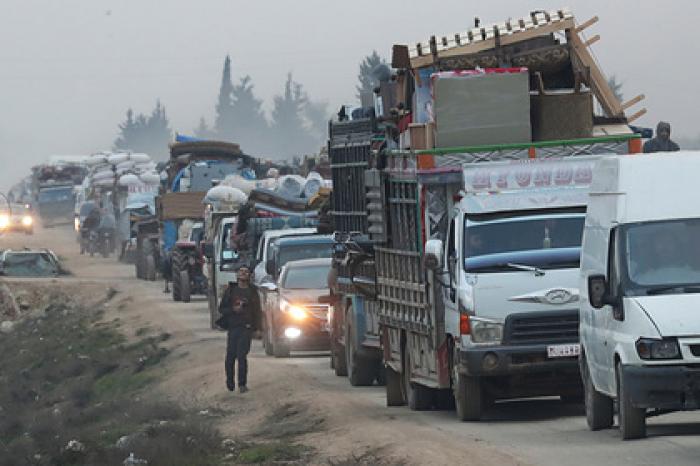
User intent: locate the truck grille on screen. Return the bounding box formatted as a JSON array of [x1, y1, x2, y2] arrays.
[[503, 310, 579, 345]]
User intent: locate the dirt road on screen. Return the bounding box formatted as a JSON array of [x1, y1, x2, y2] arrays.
[[4, 226, 700, 465]]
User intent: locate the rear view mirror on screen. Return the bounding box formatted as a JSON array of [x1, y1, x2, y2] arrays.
[[203, 243, 214, 259], [266, 259, 275, 276], [424, 239, 444, 270], [588, 274, 609, 309]]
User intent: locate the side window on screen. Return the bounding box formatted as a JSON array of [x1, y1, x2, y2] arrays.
[[447, 216, 456, 262]]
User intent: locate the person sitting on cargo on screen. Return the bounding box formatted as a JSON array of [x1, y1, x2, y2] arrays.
[[643, 121, 680, 153]]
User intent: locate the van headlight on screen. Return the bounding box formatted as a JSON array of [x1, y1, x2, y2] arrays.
[[22, 216, 33, 227], [470, 318, 504, 344], [636, 338, 681, 360], [0, 214, 9, 229]]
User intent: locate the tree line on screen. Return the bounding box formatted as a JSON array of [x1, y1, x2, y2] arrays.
[[113, 52, 385, 160]]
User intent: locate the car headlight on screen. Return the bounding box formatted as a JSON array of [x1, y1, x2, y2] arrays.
[[636, 338, 681, 360], [22, 216, 33, 227], [280, 299, 308, 320], [0, 215, 9, 229], [470, 318, 504, 344]]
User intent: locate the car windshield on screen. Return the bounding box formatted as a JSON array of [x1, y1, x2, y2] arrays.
[[39, 188, 72, 203], [464, 213, 584, 272], [282, 264, 330, 289], [278, 243, 332, 269], [2, 253, 58, 277], [622, 218, 700, 292]]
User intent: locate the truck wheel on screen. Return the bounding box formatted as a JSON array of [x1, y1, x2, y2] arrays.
[[403, 349, 432, 411], [583, 356, 613, 430], [180, 270, 191, 303], [453, 363, 483, 421], [145, 255, 156, 281], [171, 250, 183, 302], [333, 341, 348, 376], [344, 313, 374, 386], [385, 365, 405, 407], [617, 362, 646, 439]]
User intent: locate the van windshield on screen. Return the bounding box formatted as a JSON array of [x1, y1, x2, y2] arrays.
[[464, 213, 584, 273], [278, 243, 332, 269], [622, 218, 700, 293]]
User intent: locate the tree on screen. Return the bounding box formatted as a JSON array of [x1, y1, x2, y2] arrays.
[[270, 73, 316, 158], [194, 117, 214, 139], [113, 100, 172, 160], [230, 75, 269, 153], [607, 75, 624, 102], [214, 55, 235, 141], [304, 97, 330, 149], [356, 51, 385, 101]]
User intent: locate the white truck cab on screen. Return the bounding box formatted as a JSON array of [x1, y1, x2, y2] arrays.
[[580, 152, 700, 439], [426, 157, 598, 419]]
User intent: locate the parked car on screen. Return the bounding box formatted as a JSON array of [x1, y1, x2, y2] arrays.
[[0, 249, 63, 277], [262, 258, 332, 357]]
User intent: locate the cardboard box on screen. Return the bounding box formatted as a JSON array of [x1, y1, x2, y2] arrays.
[[409, 123, 435, 150]]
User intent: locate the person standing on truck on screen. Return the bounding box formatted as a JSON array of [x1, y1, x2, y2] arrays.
[[217, 265, 261, 393], [643, 121, 680, 153]]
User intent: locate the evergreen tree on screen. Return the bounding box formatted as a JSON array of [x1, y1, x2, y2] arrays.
[[113, 101, 172, 160], [230, 75, 269, 153], [607, 75, 624, 102], [194, 117, 214, 139], [304, 97, 330, 149], [214, 55, 235, 141], [270, 73, 315, 158], [356, 51, 385, 101]]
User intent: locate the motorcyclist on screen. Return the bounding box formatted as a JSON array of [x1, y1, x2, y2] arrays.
[[97, 209, 117, 252], [80, 206, 101, 254]]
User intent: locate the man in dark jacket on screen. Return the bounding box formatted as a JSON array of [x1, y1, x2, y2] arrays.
[[643, 121, 680, 153], [218, 265, 261, 393]]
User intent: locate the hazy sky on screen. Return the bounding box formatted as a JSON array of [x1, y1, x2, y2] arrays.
[[1, 0, 698, 191]]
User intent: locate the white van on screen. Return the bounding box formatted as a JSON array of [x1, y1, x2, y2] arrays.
[[580, 152, 700, 440]]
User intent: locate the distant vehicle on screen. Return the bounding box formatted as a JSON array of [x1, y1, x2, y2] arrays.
[[262, 258, 332, 357], [0, 249, 63, 277], [37, 183, 74, 227], [0, 204, 34, 235]]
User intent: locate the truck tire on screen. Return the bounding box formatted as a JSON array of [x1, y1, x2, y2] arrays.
[[180, 270, 191, 303], [453, 362, 483, 421], [385, 365, 405, 406], [145, 255, 156, 281], [344, 311, 374, 386], [142, 241, 156, 281], [617, 362, 646, 440], [171, 250, 183, 302], [333, 341, 348, 376], [135, 251, 144, 279], [403, 349, 432, 411], [582, 355, 613, 430]]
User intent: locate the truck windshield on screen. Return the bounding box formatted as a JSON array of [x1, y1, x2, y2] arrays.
[[282, 264, 330, 289], [621, 218, 700, 294], [39, 188, 72, 203], [464, 213, 584, 273], [278, 243, 332, 269]]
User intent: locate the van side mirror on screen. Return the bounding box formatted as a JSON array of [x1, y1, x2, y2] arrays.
[[266, 259, 275, 276], [203, 243, 214, 259], [424, 239, 444, 270], [588, 274, 610, 309]]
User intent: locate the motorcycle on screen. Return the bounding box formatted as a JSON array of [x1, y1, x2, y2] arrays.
[[87, 230, 99, 257], [97, 229, 115, 258]]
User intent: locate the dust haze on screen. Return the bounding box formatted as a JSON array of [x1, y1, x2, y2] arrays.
[[1, 0, 698, 191]]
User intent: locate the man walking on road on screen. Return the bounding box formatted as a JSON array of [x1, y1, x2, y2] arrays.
[[217, 265, 261, 393]]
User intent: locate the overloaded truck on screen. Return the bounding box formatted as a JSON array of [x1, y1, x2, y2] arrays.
[[328, 8, 648, 416], [134, 140, 258, 304], [32, 162, 87, 227]]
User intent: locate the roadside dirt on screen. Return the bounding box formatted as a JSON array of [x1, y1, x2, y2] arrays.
[[1, 226, 525, 465]]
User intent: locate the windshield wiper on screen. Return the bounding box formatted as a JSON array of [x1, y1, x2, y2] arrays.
[[646, 284, 700, 295], [505, 263, 546, 276]]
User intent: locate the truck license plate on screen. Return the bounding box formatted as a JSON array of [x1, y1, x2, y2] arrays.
[[546, 344, 580, 358]]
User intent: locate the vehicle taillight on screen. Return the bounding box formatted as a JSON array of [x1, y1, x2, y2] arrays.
[[459, 314, 471, 335]]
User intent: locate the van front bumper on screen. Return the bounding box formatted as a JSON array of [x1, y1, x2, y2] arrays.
[[622, 365, 700, 410]]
